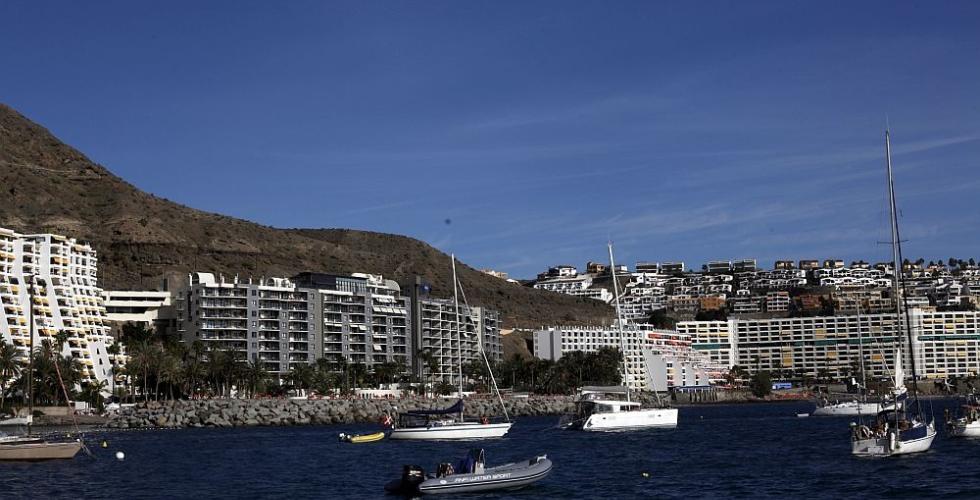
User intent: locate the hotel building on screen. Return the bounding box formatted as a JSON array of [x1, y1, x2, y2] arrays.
[[292, 272, 412, 370], [533, 324, 711, 391], [677, 310, 980, 381], [177, 273, 317, 378], [416, 296, 501, 385], [102, 290, 175, 335], [0, 227, 119, 385]]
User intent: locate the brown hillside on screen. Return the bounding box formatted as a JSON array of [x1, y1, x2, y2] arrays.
[[0, 103, 613, 328]]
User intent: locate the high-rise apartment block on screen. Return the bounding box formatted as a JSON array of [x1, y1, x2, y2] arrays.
[[0, 227, 119, 385], [177, 273, 317, 376], [176, 271, 502, 383]]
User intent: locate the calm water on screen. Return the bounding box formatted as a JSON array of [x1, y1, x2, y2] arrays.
[[4, 400, 979, 499]]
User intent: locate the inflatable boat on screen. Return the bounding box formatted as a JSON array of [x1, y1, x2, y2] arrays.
[[385, 449, 552, 495], [338, 431, 386, 444]]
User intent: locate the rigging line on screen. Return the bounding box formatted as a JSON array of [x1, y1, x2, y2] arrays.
[[455, 271, 510, 422]]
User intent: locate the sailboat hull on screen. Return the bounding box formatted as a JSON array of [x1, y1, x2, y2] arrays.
[[812, 402, 882, 417], [949, 419, 980, 438], [851, 423, 936, 457], [389, 422, 512, 440], [0, 441, 83, 461], [582, 408, 678, 431]]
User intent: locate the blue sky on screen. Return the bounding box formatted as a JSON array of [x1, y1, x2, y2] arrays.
[[2, 2, 979, 278]]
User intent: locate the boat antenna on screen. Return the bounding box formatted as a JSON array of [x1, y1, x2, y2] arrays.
[[885, 128, 922, 417], [455, 272, 510, 422], [451, 254, 464, 422], [607, 242, 630, 403]]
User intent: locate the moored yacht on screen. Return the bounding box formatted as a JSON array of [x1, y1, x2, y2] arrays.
[[560, 386, 678, 431], [558, 243, 679, 432], [388, 400, 512, 440], [813, 399, 882, 417], [387, 254, 512, 441], [945, 392, 980, 438], [849, 129, 936, 457]]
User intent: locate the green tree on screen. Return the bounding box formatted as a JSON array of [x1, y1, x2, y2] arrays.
[[79, 379, 108, 412], [647, 309, 676, 329], [750, 371, 772, 398], [0, 342, 23, 412]]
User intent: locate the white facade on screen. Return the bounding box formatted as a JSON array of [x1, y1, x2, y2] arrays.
[[533, 324, 711, 391], [102, 290, 172, 326], [678, 310, 980, 381], [0, 227, 120, 385]]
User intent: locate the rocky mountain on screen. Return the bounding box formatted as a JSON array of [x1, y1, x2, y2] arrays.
[[0, 103, 613, 329]]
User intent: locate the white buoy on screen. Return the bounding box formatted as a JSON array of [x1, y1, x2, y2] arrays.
[[115, 451, 125, 460]]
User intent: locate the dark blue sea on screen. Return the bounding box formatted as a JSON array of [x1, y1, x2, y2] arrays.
[[4, 399, 979, 499]]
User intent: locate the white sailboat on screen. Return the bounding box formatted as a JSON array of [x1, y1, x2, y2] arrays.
[[813, 307, 883, 417], [388, 254, 512, 440], [813, 400, 882, 417], [849, 129, 936, 457], [946, 392, 980, 438], [560, 243, 678, 431]]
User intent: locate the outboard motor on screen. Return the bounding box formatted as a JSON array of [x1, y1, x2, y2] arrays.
[[385, 464, 426, 495]]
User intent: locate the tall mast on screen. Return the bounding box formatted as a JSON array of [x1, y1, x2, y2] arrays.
[[26, 274, 34, 436], [607, 242, 630, 403], [451, 254, 464, 420], [885, 129, 920, 406], [454, 269, 511, 422], [856, 304, 866, 403]]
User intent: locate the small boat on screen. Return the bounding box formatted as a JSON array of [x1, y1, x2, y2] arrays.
[[0, 416, 32, 427], [796, 413, 810, 418], [0, 437, 83, 461], [384, 449, 552, 496], [812, 399, 882, 417], [338, 431, 386, 444], [945, 392, 980, 438]]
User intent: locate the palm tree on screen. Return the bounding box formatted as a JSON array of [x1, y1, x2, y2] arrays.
[[79, 379, 108, 411], [0, 342, 22, 412], [287, 364, 315, 396], [416, 349, 440, 394], [160, 350, 183, 401], [244, 361, 269, 398]]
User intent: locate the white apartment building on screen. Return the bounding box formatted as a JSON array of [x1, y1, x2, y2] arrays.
[[0, 227, 120, 386], [678, 310, 980, 381], [293, 272, 412, 370], [102, 290, 173, 332], [765, 291, 791, 312], [177, 273, 316, 377], [619, 286, 667, 320], [534, 274, 592, 293], [913, 310, 980, 379], [416, 297, 501, 386], [534, 274, 612, 302], [533, 324, 711, 391], [676, 320, 736, 370]]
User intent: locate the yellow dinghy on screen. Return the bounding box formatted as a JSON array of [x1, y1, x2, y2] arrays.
[[339, 431, 386, 444]]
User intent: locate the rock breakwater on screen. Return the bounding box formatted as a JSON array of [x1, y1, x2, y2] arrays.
[[106, 396, 575, 429]]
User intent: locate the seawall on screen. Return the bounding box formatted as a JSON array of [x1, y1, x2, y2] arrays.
[[106, 396, 575, 429]]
